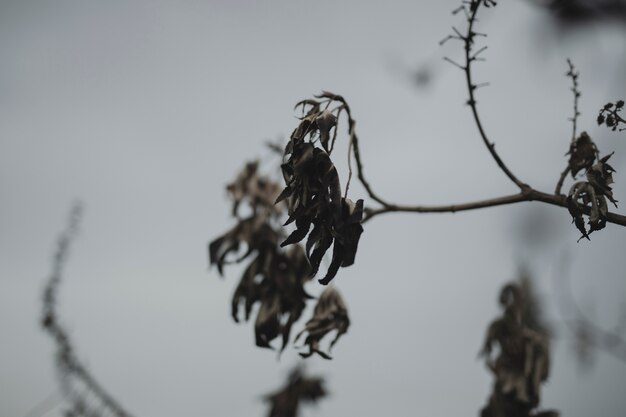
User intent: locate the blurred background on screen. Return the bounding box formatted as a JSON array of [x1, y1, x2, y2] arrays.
[[1, 0, 626, 416]]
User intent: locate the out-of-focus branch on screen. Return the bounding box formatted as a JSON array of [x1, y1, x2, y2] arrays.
[[42, 203, 134, 417], [554, 252, 626, 364]]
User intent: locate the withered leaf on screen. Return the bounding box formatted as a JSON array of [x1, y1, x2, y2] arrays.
[[275, 93, 365, 284], [567, 131, 597, 178], [295, 286, 350, 359], [264, 367, 326, 417], [586, 152, 618, 206], [480, 281, 553, 417], [231, 245, 312, 352], [209, 216, 280, 275], [569, 182, 609, 239], [226, 160, 282, 217], [314, 110, 337, 153], [278, 129, 363, 284], [566, 150, 618, 240]]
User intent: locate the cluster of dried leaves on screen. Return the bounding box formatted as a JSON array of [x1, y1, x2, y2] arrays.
[[564, 132, 618, 239], [597, 100, 625, 132], [264, 367, 326, 417], [480, 278, 558, 417], [210, 159, 350, 358], [277, 92, 364, 285]]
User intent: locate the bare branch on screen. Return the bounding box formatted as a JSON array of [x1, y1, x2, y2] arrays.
[[363, 189, 626, 227], [461, 1, 530, 191], [42, 203, 134, 417], [566, 59, 581, 143]]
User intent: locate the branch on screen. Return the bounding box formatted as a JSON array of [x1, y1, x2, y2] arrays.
[[554, 59, 581, 195], [42, 203, 134, 417], [320, 93, 393, 208], [363, 192, 528, 222], [460, 1, 530, 192], [363, 189, 626, 227]]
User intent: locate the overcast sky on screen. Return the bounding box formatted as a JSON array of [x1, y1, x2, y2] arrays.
[[2, 1, 626, 416]]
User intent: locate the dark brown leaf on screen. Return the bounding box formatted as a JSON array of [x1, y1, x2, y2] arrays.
[[566, 131, 597, 178], [231, 245, 312, 353], [276, 93, 365, 284], [209, 216, 280, 275], [295, 286, 350, 359], [586, 152, 618, 206]]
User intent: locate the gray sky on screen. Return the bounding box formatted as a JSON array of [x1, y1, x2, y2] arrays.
[[2, 1, 626, 416]]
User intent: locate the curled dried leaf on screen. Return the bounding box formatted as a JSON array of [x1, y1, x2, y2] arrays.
[[295, 286, 350, 359], [566, 152, 618, 240], [567, 181, 607, 240], [586, 152, 618, 206], [209, 216, 280, 275]]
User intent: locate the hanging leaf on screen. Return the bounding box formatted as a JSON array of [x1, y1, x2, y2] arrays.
[[231, 245, 312, 352], [209, 216, 280, 275], [567, 131, 597, 178], [586, 152, 618, 206], [295, 286, 350, 359], [277, 95, 364, 284], [566, 151, 618, 240]]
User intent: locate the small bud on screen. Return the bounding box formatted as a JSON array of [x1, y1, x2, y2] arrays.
[[604, 103, 614, 110], [616, 100, 625, 109], [597, 114, 605, 125]]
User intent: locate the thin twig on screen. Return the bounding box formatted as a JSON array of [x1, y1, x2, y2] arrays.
[[326, 94, 392, 207], [566, 59, 581, 143], [554, 166, 570, 196], [344, 123, 354, 199], [461, 1, 530, 192], [554, 60, 581, 196]]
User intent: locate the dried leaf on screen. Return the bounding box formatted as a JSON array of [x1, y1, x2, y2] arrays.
[[566, 151, 619, 240], [295, 286, 350, 359], [276, 93, 365, 284], [264, 367, 326, 417], [480, 281, 555, 417], [226, 160, 282, 217], [209, 216, 280, 275], [231, 245, 312, 352], [586, 152, 618, 206], [566, 132, 597, 178]]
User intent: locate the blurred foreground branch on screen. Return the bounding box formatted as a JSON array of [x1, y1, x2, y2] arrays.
[[42, 204, 135, 417]]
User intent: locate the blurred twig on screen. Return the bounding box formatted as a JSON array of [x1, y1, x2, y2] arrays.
[[42, 203, 135, 417]]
